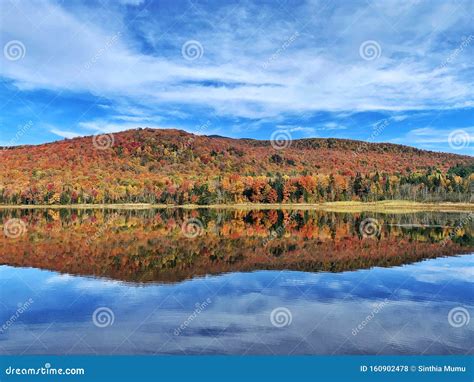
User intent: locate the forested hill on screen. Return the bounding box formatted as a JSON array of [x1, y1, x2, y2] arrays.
[[0, 128, 472, 205]]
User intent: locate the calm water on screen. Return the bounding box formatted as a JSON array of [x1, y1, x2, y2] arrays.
[[0, 209, 473, 355]]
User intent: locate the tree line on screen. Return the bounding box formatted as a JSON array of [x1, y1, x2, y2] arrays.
[[0, 164, 472, 205]]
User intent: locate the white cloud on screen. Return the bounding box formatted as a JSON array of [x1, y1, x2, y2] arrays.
[[391, 115, 409, 122], [275, 125, 317, 135], [406, 127, 474, 144], [50, 129, 83, 139], [117, 0, 145, 5], [78, 120, 172, 133], [0, 0, 473, 120], [389, 126, 474, 153], [318, 122, 347, 131]]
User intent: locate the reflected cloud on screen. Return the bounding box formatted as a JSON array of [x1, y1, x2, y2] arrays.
[[0, 254, 473, 355]]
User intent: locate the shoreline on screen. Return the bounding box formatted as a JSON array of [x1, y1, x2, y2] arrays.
[[0, 200, 472, 213]]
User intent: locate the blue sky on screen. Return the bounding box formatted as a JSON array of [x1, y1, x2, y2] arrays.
[[0, 0, 473, 154]]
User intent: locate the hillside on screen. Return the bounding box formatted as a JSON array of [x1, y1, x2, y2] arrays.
[[0, 128, 472, 205]]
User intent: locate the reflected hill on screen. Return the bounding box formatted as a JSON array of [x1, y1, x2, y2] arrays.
[[0, 209, 472, 283]]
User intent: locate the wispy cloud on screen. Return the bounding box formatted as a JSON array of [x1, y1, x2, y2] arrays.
[[275, 125, 317, 136], [1, 0, 473, 119], [405, 127, 474, 144], [78, 120, 172, 134], [318, 122, 348, 131], [50, 129, 82, 139], [390, 126, 474, 154]]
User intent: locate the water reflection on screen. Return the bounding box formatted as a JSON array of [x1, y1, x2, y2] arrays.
[[0, 255, 472, 355], [0, 209, 472, 355], [0, 209, 472, 282]]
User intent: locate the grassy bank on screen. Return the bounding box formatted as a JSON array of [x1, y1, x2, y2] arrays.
[[0, 200, 472, 213]]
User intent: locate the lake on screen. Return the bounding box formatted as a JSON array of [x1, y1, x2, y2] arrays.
[[0, 208, 473, 355]]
